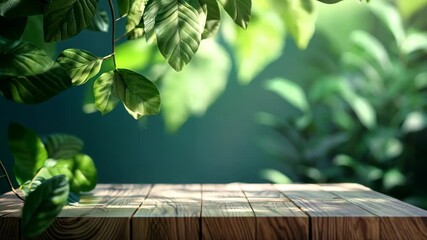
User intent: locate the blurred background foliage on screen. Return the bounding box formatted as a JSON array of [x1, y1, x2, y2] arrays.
[[2, 0, 426, 209], [258, 0, 427, 208]]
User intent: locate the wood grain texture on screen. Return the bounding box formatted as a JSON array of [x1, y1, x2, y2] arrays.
[[132, 184, 201, 240], [320, 183, 427, 240], [275, 184, 379, 240], [0, 191, 22, 238], [40, 184, 151, 240], [202, 184, 255, 240], [241, 184, 309, 240]]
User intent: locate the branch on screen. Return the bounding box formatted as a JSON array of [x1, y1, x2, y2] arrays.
[[108, 0, 117, 68], [0, 160, 24, 201]]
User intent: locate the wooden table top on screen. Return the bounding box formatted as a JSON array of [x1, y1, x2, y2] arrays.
[[1, 183, 427, 240]]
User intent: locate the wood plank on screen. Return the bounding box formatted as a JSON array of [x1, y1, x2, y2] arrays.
[[132, 184, 201, 240], [275, 184, 379, 240], [0, 191, 23, 239], [320, 183, 427, 240], [240, 184, 309, 240], [202, 183, 255, 240], [39, 184, 151, 240]]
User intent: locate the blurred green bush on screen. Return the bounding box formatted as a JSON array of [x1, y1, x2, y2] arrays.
[[259, 0, 427, 209]]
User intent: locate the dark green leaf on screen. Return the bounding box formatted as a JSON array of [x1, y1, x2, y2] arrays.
[[0, 0, 43, 18], [8, 123, 47, 185], [69, 154, 97, 192], [21, 15, 57, 57], [21, 175, 69, 239], [117, 0, 131, 17], [217, 0, 251, 29], [45, 134, 84, 159], [94, 70, 120, 114], [126, 0, 147, 34], [43, 0, 98, 42], [56, 48, 103, 86], [20, 168, 53, 197], [0, 63, 72, 104], [146, 0, 204, 71], [199, 0, 220, 39], [0, 16, 27, 40], [88, 9, 109, 32], [0, 41, 53, 77], [115, 69, 161, 118], [316, 0, 343, 4]]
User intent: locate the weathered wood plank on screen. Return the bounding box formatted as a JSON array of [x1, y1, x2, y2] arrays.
[[202, 184, 255, 240], [0, 191, 23, 238], [320, 183, 427, 240], [241, 184, 309, 240], [132, 184, 201, 240], [40, 184, 151, 240], [275, 184, 379, 240]]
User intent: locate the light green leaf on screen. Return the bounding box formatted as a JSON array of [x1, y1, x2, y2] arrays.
[[162, 39, 230, 132], [217, 0, 251, 29], [0, 41, 53, 77], [402, 111, 427, 133], [0, 0, 43, 18], [20, 168, 53, 197], [0, 63, 72, 104], [151, 0, 205, 71], [21, 175, 69, 239], [142, 0, 159, 43], [127, 23, 145, 40], [56, 48, 103, 86], [350, 30, 391, 71], [199, 0, 220, 39], [265, 78, 309, 114], [94, 70, 120, 115], [45, 134, 84, 159], [43, 0, 98, 42], [344, 94, 377, 129], [0, 16, 27, 40], [8, 123, 47, 185], [383, 168, 406, 190], [69, 154, 97, 192], [126, 0, 147, 34], [369, 0, 405, 45], [228, 1, 285, 84], [280, 0, 316, 49], [88, 8, 109, 32], [115, 69, 161, 118], [401, 32, 427, 55], [260, 169, 293, 184]]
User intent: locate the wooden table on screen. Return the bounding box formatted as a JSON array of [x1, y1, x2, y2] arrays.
[[1, 183, 427, 239]]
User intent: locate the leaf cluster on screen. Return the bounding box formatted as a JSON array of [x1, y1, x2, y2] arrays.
[[7, 123, 97, 238]]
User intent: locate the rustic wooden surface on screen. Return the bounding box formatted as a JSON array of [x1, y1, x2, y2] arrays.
[[1, 183, 427, 240]]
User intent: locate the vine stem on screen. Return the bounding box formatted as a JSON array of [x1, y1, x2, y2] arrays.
[[108, 0, 117, 68], [0, 160, 24, 201]]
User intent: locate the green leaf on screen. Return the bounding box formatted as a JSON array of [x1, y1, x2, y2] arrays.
[[260, 169, 293, 184], [117, 0, 131, 17], [217, 0, 251, 29], [162, 39, 230, 131], [88, 9, 109, 32], [227, 0, 285, 84], [126, 0, 147, 34], [127, 21, 145, 40], [21, 175, 69, 239], [280, 0, 316, 49], [383, 168, 406, 190], [316, 0, 343, 4], [56, 48, 103, 86], [21, 15, 57, 58], [0, 16, 27, 40], [45, 134, 84, 159], [93, 70, 120, 115], [0, 0, 43, 18], [20, 168, 53, 197], [0, 63, 72, 104], [115, 68, 161, 118], [199, 0, 220, 39], [401, 32, 427, 55], [149, 0, 205, 71], [369, 0, 405, 45], [69, 154, 97, 192], [43, 0, 98, 42], [0, 41, 53, 77], [265, 78, 310, 114], [8, 123, 47, 185]]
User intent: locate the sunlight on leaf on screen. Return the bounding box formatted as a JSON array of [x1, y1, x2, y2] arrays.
[[401, 32, 427, 55], [265, 78, 310, 114], [88, 9, 109, 32], [45, 134, 84, 159], [126, 0, 147, 34], [69, 154, 97, 192], [162, 39, 230, 132], [369, 0, 405, 45], [217, 0, 251, 29], [94, 70, 120, 115], [402, 111, 427, 134], [260, 169, 293, 184], [57, 49, 103, 86], [200, 0, 221, 39]]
